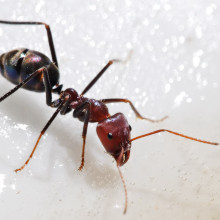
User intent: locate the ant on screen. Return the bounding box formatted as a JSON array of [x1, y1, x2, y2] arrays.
[[0, 20, 218, 214]]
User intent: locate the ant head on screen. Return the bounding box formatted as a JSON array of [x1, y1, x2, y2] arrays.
[[96, 113, 132, 166]]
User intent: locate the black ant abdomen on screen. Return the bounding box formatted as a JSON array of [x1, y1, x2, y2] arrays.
[[0, 48, 59, 92]]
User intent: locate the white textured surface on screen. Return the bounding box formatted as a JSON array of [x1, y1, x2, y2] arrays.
[[0, 1, 220, 220]]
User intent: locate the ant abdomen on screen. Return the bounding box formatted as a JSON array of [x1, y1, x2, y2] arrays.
[[0, 48, 60, 92]]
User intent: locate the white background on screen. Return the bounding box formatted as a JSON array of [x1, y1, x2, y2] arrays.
[[0, 0, 219, 219]]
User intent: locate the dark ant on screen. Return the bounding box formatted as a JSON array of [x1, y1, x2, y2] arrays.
[[0, 20, 218, 214]]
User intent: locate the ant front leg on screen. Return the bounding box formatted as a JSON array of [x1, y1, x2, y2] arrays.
[[73, 101, 91, 171], [101, 98, 168, 123]]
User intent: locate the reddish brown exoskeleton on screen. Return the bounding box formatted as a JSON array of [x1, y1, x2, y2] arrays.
[[0, 20, 218, 214]]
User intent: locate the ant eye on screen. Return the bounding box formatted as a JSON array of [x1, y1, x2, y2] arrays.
[[129, 125, 132, 131], [107, 133, 113, 139]]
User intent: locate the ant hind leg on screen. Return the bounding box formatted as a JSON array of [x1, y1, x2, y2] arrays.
[[0, 20, 58, 67]]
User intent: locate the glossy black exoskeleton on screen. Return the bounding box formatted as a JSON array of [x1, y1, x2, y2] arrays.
[[0, 48, 59, 91]]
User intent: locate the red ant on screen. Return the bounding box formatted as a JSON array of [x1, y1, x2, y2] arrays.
[[0, 20, 218, 214]]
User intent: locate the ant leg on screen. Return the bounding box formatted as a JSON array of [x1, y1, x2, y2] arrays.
[[0, 67, 46, 102], [0, 65, 62, 107], [42, 66, 63, 107], [15, 98, 66, 172], [101, 98, 168, 123], [81, 59, 121, 96], [81, 51, 132, 95], [73, 101, 91, 170], [60, 100, 72, 115], [81, 51, 133, 96], [0, 20, 58, 67]]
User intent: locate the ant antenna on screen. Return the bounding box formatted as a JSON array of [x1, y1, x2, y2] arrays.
[[117, 165, 128, 214], [116, 148, 128, 214], [130, 129, 219, 145]]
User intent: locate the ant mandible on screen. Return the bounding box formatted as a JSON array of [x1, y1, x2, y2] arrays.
[[0, 20, 218, 214]]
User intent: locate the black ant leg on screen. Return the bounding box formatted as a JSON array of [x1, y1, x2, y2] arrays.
[[0, 67, 46, 102], [0, 20, 58, 67], [42, 66, 63, 107], [0, 65, 61, 108], [73, 101, 91, 170], [101, 98, 168, 123], [15, 98, 66, 172], [81, 59, 122, 96], [60, 99, 73, 115], [81, 50, 133, 96], [81, 51, 133, 96]]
